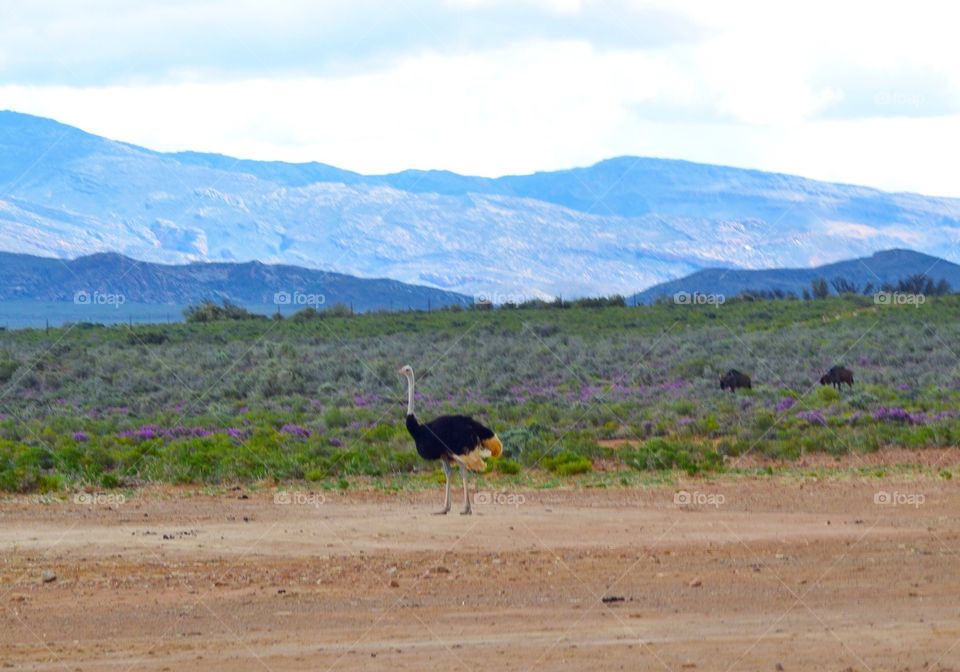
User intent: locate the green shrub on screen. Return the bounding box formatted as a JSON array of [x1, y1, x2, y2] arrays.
[[846, 390, 879, 410], [100, 472, 121, 489], [487, 457, 521, 474], [38, 474, 64, 493], [127, 331, 168, 345], [622, 438, 723, 475], [815, 386, 841, 403], [184, 300, 267, 323], [0, 358, 17, 383], [325, 407, 349, 428], [499, 425, 548, 462], [542, 451, 592, 476]]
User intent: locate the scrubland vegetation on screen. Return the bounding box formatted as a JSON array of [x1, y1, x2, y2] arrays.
[[1, 294, 958, 491]]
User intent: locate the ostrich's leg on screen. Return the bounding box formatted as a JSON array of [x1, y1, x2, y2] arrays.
[[434, 458, 451, 515], [459, 461, 472, 515]]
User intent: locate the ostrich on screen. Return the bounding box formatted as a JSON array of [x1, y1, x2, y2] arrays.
[[399, 365, 502, 515], [720, 369, 752, 392], [820, 365, 854, 390]]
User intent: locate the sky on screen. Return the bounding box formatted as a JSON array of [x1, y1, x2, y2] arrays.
[[1, 0, 959, 196]]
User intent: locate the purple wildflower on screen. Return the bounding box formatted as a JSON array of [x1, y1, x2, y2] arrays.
[[281, 424, 311, 438], [775, 397, 796, 413], [73, 431, 89, 442], [796, 410, 827, 426], [873, 407, 919, 424], [511, 384, 563, 401], [136, 425, 161, 440], [577, 385, 604, 402], [353, 393, 380, 408], [608, 382, 643, 400], [660, 379, 687, 391]]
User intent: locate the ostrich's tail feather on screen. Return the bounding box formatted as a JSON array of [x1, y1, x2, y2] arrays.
[[451, 450, 488, 472]]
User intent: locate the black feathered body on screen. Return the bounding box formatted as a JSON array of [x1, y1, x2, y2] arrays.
[[820, 366, 854, 389], [720, 369, 751, 392], [406, 414, 496, 462]]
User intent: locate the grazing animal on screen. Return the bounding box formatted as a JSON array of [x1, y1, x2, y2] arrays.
[[720, 369, 752, 392], [399, 365, 502, 515], [820, 366, 854, 390]]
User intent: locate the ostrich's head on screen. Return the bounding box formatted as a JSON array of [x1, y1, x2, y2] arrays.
[[398, 365, 414, 378]]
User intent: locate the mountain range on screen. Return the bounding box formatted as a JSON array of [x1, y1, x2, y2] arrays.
[[0, 251, 469, 311], [631, 249, 960, 304], [3, 248, 955, 314], [3, 110, 960, 298]]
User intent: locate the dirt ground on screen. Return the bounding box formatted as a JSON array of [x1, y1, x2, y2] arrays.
[[2, 468, 960, 671]]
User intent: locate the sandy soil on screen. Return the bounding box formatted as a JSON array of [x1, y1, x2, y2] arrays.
[[2, 474, 959, 671]]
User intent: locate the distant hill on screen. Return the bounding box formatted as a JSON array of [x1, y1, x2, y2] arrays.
[[631, 249, 960, 303], [0, 252, 471, 311], [3, 110, 960, 299]]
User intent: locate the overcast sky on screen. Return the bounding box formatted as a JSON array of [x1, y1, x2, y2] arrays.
[[1, 0, 958, 195]]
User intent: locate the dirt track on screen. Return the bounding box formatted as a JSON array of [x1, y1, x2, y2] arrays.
[[2, 473, 959, 671]]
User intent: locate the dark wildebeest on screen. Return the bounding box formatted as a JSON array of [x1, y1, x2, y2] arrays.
[[720, 369, 752, 392], [820, 366, 854, 390]]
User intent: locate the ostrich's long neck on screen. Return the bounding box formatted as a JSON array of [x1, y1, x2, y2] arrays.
[[406, 373, 416, 416]]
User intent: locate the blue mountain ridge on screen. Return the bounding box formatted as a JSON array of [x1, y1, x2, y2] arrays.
[[2, 110, 959, 299]]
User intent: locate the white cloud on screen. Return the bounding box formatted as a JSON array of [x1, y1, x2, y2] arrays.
[[0, 0, 702, 84], [0, 0, 958, 195]]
